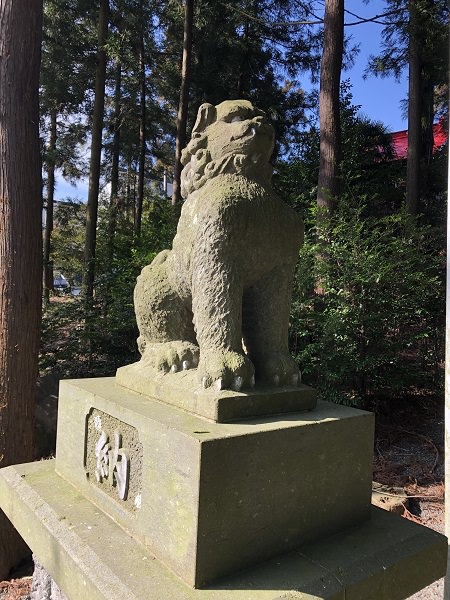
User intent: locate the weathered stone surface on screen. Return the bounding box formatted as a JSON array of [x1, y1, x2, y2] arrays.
[[116, 362, 317, 422], [54, 378, 373, 587], [31, 556, 68, 600], [129, 100, 304, 393], [0, 460, 446, 600]]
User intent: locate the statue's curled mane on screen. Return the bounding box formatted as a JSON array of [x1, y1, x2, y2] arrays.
[[180, 102, 272, 198]]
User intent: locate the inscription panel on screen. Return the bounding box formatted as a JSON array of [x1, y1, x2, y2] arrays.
[[85, 408, 143, 511]]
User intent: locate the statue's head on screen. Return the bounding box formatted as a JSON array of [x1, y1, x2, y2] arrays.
[[180, 100, 275, 198]]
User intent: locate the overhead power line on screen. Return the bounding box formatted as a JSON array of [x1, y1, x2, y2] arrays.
[[217, 1, 403, 29]]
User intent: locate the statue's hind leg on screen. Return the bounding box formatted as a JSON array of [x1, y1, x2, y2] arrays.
[[134, 250, 199, 372], [242, 264, 301, 387]]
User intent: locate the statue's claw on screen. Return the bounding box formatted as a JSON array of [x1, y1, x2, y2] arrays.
[[198, 349, 255, 392], [256, 352, 301, 388], [215, 378, 225, 391], [141, 341, 200, 374]]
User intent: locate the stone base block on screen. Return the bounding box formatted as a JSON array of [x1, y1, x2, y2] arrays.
[[31, 556, 68, 600], [116, 362, 317, 422], [0, 461, 446, 600], [54, 378, 373, 587]]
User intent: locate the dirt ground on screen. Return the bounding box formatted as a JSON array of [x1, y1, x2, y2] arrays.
[[0, 386, 446, 600], [373, 393, 445, 599]]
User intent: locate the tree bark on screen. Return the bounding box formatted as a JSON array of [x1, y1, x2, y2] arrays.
[[83, 0, 109, 308], [135, 15, 146, 236], [406, 0, 421, 215], [108, 61, 122, 264], [237, 18, 250, 97], [172, 0, 194, 206], [317, 0, 344, 215], [43, 107, 57, 305], [126, 158, 135, 222], [0, 0, 43, 579]]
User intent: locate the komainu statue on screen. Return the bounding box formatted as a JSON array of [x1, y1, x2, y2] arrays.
[[134, 100, 303, 392]]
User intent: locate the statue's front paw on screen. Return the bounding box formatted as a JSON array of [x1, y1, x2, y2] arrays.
[[141, 341, 200, 373], [256, 352, 301, 387], [198, 350, 255, 392]]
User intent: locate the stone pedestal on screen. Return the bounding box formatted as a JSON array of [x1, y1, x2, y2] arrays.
[[0, 376, 447, 599], [116, 363, 317, 422], [54, 378, 372, 587]]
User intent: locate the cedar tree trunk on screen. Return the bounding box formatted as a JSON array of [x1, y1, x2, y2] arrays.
[[172, 0, 194, 206], [317, 0, 344, 215], [135, 20, 146, 236], [406, 0, 421, 215], [83, 0, 109, 308], [43, 107, 57, 304], [0, 0, 43, 579], [107, 61, 122, 264]]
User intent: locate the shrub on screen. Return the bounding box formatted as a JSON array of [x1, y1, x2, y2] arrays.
[[290, 199, 445, 408]]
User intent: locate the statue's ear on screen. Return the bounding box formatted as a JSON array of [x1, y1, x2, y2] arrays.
[[192, 103, 216, 134]]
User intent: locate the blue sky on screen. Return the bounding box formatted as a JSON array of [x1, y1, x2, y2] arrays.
[[344, 0, 407, 132], [56, 178, 89, 202], [55, 0, 408, 202]]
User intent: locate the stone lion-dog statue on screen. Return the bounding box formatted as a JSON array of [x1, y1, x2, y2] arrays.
[[134, 99, 303, 392]]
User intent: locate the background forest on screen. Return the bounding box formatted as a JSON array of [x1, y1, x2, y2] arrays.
[[39, 0, 448, 409]]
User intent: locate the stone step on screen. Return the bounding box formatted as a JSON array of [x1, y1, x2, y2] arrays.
[[0, 460, 446, 600]]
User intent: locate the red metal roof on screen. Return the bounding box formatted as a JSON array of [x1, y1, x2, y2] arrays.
[[391, 120, 448, 159]]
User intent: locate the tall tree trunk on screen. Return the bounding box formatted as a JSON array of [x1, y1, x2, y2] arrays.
[[237, 19, 250, 97], [406, 0, 421, 215], [317, 0, 344, 215], [0, 0, 43, 579], [108, 61, 122, 264], [43, 107, 57, 305], [83, 0, 109, 308], [126, 158, 134, 222], [172, 0, 194, 206], [421, 77, 434, 168], [135, 19, 146, 236]]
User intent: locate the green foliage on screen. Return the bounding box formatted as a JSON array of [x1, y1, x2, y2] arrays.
[[367, 0, 449, 86], [40, 194, 178, 378], [40, 299, 89, 377], [51, 199, 86, 284], [290, 199, 445, 407], [40, 0, 95, 182], [94, 194, 178, 361], [157, 0, 313, 155]]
